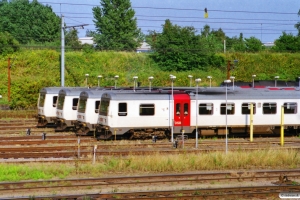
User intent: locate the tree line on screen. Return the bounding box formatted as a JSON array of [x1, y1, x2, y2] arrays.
[[0, 0, 300, 72]]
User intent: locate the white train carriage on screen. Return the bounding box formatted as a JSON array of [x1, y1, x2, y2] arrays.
[[75, 90, 106, 136], [55, 87, 90, 131], [190, 87, 300, 135], [97, 91, 188, 139], [37, 87, 65, 127], [74, 89, 155, 136], [96, 87, 300, 139]]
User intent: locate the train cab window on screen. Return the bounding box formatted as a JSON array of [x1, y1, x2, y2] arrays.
[[100, 99, 109, 116], [220, 103, 235, 115], [263, 102, 276, 114], [242, 103, 256, 114], [57, 96, 65, 110], [140, 104, 154, 116], [118, 103, 127, 116], [184, 103, 188, 115], [176, 103, 180, 115], [199, 103, 213, 115], [52, 96, 57, 107], [78, 99, 87, 113], [95, 101, 100, 113], [283, 102, 297, 114], [72, 98, 79, 110], [38, 94, 45, 107]]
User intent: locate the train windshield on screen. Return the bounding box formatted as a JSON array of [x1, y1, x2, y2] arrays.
[[57, 95, 65, 110], [78, 99, 87, 113], [38, 94, 45, 107], [99, 99, 109, 116]]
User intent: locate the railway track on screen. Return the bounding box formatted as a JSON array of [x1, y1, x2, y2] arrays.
[[0, 169, 299, 199], [0, 136, 299, 160]]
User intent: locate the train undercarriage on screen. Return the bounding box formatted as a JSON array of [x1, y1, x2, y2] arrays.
[[95, 125, 300, 140], [37, 115, 57, 128], [74, 121, 96, 136]]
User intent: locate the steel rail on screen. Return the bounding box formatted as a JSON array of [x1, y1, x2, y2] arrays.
[[1, 178, 299, 199]]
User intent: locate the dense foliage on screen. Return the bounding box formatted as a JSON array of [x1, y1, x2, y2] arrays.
[[273, 32, 300, 52], [1, 50, 300, 109], [92, 0, 143, 51], [148, 20, 225, 71], [0, 31, 19, 55], [0, 0, 60, 44]]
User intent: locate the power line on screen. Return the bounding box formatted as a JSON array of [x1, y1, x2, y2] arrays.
[[39, 2, 299, 15]]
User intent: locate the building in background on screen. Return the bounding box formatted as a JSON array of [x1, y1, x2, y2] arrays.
[[79, 37, 94, 45]]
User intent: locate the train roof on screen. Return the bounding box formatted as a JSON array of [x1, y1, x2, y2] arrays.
[[190, 87, 300, 100], [101, 87, 300, 101], [101, 92, 172, 101], [58, 87, 92, 96], [80, 90, 107, 99], [40, 87, 68, 94]]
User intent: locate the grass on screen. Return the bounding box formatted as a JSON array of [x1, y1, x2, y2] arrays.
[[0, 110, 36, 119], [0, 149, 299, 181]]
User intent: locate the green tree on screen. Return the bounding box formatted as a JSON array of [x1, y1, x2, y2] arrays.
[[295, 9, 300, 36], [0, 31, 19, 55], [273, 32, 299, 52], [244, 36, 263, 52], [0, 0, 60, 44], [65, 29, 81, 50], [92, 0, 143, 51], [226, 33, 246, 52], [149, 20, 224, 71]]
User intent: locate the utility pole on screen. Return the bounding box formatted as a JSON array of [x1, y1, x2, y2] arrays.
[[61, 15, 65, 87], [227, 60, 231, 80], [60, 15, 88, 87], [8, 57, 11, 102]]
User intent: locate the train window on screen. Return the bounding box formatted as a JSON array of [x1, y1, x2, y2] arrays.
[[95, 101, 100, 113], [199, 103, 213, 115], [118, 103, 127, 116], [184, 103, 188, 115], [57, 95, 65, 110], [52, 96, 57, 107], [72, 98, 79, 110], [100, 99, 109, 116], [38, 94, 45, 107], [263, 102, 276, 114], [283, 102, 297, 114], [242, 103, 256, 114], [140, 104, 154, 116], [176, 103, 180, 115], [220, 103, 235, 115], [78, 99, 87, 113]]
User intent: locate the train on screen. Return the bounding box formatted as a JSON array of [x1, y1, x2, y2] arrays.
[[37, 86, 176, 132], [37, 85, 300, 140], [95, 87, 300, 139]]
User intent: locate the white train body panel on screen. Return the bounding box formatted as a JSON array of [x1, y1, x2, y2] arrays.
[[105, 100, 170, 128], [37, 87, 64, 127], [98, 92, 173, 136]]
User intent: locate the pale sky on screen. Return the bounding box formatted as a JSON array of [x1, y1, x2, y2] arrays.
[[40, 0, 299, 43]]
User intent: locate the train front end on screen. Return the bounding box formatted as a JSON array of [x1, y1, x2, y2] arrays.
[[74, 91, 101, 136], [37, 87, 60, 127]]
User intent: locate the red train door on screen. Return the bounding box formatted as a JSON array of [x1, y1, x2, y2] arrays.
[[173, 94, 191, 127]]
